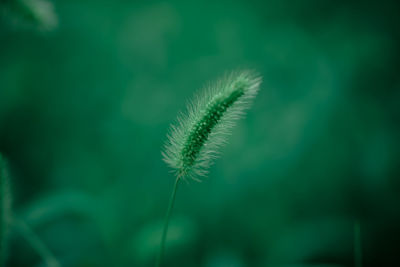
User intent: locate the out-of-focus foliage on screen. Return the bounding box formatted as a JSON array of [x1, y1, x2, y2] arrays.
[[0, 0, 57, 31], [0, 0, 399, 266]]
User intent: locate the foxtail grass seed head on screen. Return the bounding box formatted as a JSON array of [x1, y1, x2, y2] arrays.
[[163, 71, 261, 180]]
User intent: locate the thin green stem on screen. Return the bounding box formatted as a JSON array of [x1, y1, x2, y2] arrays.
[[354, 220, 362, 267], [155, 176, 181, 267], [12, 218, 61, 267]]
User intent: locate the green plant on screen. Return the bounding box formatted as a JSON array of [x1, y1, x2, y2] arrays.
[[0, 0, 58, 31], [0, 153, 60, 267], [0, 154, 12, 266], [157, 70, 261, 266]]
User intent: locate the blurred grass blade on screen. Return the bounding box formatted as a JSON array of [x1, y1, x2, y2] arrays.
[[0, 154, 12, 266], [12, 218, 61, 267], [19, 190, 97, 228]]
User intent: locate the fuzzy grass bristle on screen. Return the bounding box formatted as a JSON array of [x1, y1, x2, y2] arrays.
[[163, 70, 261, 180]]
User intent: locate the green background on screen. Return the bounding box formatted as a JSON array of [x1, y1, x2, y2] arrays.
[[1, 0, 400, 266]]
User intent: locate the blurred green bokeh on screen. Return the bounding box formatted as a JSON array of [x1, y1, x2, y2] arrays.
[[1, 0, 399, 266]]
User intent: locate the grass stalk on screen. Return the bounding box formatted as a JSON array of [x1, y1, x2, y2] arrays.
[[155, 176, 180, 267]]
